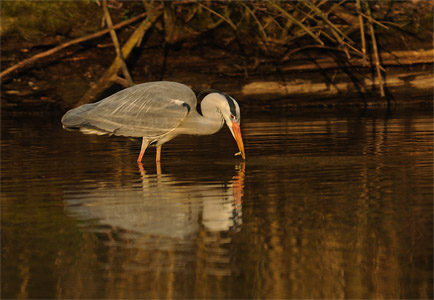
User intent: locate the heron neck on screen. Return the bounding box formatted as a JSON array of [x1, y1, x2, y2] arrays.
[[178, 111, 224, 135]]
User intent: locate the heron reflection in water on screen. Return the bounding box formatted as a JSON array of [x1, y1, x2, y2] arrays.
[[62, 81, 246, 162], [64, 162, 245, 239]]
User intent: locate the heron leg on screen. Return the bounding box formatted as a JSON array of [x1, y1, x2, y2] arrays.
[[156, 145, 162, 162], [137, 138, 149, 162]]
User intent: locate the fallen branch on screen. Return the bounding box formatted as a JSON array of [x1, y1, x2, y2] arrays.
[[0, 11, 148, 81], [102, 0, 134, 86], [75, 8, 162, 107]]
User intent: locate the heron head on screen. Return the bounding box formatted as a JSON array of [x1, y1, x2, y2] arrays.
[[215, 93, 245, 160], [199, 91, 245, 159]]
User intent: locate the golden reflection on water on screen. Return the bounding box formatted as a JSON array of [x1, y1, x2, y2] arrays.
[[1, 111, 432, 299]]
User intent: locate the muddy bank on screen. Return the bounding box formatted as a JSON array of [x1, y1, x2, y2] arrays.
[[2, 43, 432, 113], [131, 46, 433, 111]]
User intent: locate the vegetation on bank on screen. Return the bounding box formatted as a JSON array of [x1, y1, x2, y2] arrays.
[[2, 1, 431, 49], [1, 1, 432, 110]]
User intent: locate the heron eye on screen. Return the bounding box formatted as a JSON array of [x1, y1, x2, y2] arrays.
[[230, 114, 235, 120]]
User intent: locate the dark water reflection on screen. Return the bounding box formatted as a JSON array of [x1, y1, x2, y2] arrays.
[[1, 109, 433, 299]]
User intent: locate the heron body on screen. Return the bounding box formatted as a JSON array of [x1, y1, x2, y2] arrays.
[[61, 81, 245, 162]]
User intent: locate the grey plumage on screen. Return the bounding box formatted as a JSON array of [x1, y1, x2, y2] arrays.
[[62, 81, 193, 139]]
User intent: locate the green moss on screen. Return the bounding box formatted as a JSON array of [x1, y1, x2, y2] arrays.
[[0, 0, 102, 42]]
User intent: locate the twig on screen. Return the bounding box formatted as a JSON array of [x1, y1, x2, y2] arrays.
[[303, 1, 354, 44], [241, 3, 268, 44], [270, 2, 324, 46], [197, 1, 237, 31], [302, 1, 357, 58], [364, 1, 385, 97], [356, 0, 367, 66], [0, 11, 148, 81], [102, 0, 134, 86], [358, 11, 389, 30]]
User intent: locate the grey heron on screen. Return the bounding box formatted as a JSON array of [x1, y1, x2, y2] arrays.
[[61, 81, 245, 162]]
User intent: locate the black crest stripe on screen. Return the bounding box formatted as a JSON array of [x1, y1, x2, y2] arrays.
[[223, 93, 237, 116]]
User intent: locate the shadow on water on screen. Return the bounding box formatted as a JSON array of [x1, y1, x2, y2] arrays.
[[1, 109, 433, 299]]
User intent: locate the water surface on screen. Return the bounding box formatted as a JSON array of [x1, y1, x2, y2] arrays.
[[1, 109, 433, 299]]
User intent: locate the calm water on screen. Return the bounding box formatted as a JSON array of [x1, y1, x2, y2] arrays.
[[1, 109, 433, 299]]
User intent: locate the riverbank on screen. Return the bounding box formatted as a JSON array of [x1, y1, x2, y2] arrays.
[[2, 44, 432, 113], [1, 1, 432, 113]]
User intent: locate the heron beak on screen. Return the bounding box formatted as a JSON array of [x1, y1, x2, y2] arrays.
[[231, 121, 246, 159]]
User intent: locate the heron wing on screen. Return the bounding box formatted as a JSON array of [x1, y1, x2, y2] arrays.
[[62, 82, 196, 138]]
